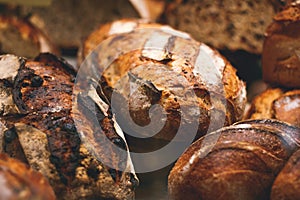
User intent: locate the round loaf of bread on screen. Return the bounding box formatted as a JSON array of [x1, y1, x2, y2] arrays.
[[168, 119, 300, 200], [245, 88, 300, 127], [80, 19, 247, 141], [262, 3, 300, 88], [0, 15, 57, 58], [0, 54, 138, 200], [271, 149, 300, 200], [0, 153, 56, 200]]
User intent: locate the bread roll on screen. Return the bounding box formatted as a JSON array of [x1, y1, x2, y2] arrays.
[[0, 153, 56, 200], [0, 15, 57, 57], [245, 88, 300, 127], [80, 19, 247, 141], [168, 119, 300, 200], [262, 3, 300, 88], [271, 149, 300, 200], [163, 0, 287, 54], [0, 53, 138, 200]]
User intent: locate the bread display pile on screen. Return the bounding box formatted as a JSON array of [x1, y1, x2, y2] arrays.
[[0, 0, 299, 200]]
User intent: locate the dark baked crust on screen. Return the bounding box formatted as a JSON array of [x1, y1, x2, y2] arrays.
[[0, 153, 56, 200], [0, 53, 138, 200], [245, 88, 300, 127], [262, 3, 300, 88], [80, 20, 247, 141], [168, 119, 300, 200], [271, 149, 300, 200]]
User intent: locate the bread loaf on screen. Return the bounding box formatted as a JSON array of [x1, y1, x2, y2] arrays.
[[0, 53, 138, 200], [80, 19, 247, 142], [262, 2, 300, 88], [163, 0, 288, 54], [19, 0, 139, 49], [168, 119, 300, 200], [245, 88, 300, 127], [0, 153, 56, 200], [271, 149, 300, 200], [0, 15, 57, 57]]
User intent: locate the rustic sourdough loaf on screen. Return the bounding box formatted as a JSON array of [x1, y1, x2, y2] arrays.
[[19, 0, 139, 49], [168, 119, 300, 200], [0, 153, 56, 200], [262, 2, 300, 88], [80, 19, 247, 142], [0, 53, 138, 200], [163, 0, 288, 54]]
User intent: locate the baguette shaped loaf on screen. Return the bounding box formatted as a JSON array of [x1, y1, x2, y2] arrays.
[[245, 88, 300, 127], [168, 119, 300, 200], [80, 19, 247, 141], [271, 149, 300, 200], [0, 53, 138, 200], [0, 153, 56, 200]]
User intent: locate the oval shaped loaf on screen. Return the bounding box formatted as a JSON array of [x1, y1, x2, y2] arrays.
[[245, 88, 300, 127], [0, 15, 57, 58], [0, 153, 56, 200], [80, 19, 247, 141], [0, 54, 138, 200], [168, 119, 300, 200]]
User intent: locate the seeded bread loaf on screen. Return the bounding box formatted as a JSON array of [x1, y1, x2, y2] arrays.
[[80, 19, 247, 142], [163, 0, 288, 54], [0, 153, 56, 200], [0, 54, 138, 200], [0, 15, 57, 57], [168, 119, 300, 200], [19, 0, 139, 49], [245, 88, 300, 127], [262, 2, 300, 88]]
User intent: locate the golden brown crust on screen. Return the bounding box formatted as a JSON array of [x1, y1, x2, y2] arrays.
[[0, 153, 56, 200], [168, 119, 300, 200], [245, 88, 300, 127], [262, 4, 300, 88], [81, 20, 246, 141], [271, 149, 300, 200], [0, 15, 58, 58]]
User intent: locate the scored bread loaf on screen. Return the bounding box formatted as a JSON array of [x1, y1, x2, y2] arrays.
[[0, 53, 138, 200], [262, 2, 300, 88], [271, 149, 300, 200], [80, 19, 247, 142], [0, 15, 57, 57], [0, 153, 56, 200], [168, 119, 300, 200], [163, 0, 288, 54], [245, 88, 300, 127]]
